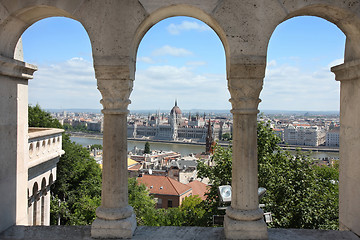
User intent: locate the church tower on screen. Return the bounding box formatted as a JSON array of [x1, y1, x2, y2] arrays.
[[206, 119, 213, 154]]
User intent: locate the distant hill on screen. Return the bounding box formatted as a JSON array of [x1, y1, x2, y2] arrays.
[[46, 108, 102, 113], [259, 109, 339, 115], [46, 108, 339, 116]]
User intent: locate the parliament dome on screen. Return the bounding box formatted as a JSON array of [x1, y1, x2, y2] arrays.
[[170, 100, 182, 115]]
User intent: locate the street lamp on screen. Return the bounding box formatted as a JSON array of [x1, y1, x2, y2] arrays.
[[217, 185, 273, 224]]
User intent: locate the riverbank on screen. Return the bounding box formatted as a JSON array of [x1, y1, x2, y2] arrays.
[[68, 131, 339, 153], [68, 132, 230, 147]]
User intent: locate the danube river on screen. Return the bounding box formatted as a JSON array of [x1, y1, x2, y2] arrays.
[[70, 136, 339, 160]]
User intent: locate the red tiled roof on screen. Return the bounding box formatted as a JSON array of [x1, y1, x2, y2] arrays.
[[187, 180, 208, 200], [137, 175, 191, 196]]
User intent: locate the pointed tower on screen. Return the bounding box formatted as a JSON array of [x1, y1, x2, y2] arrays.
[[206, 119, 213, 154]]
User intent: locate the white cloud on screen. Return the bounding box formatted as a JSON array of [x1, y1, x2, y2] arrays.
[[29, 57, 102, 109], [267, 60, 277, 67], [186, 61, 207, 67], [260, 60, 340, 111], [131, 65, 230, 110], [137, 56, 155, 64], [152, 45, 192, 57], [167, 21, 211, 35]]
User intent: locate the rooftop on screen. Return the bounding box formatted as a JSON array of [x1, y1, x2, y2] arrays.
[[1, 226, 358, 240], [137, 175, 191, 196]]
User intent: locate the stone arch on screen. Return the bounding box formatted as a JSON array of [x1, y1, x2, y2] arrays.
[[0, 2, 93, 59], [40, 178, 46, 225], [264, 2, 360, 235], [131, 4, 230, 74], [266, 3, 360, 62], [49, 173, 53, 186], [32, 182, 38, 225]]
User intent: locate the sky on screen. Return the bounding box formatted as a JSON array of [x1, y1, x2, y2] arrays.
[[22, 16, 345, 112]]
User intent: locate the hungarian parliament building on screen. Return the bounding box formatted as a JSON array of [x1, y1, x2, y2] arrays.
[[127, 101, 232, 142]]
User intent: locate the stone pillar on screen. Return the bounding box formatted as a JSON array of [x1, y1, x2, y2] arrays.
[[224, 63, 268, 240], [44, 187, 51, 226], [331, 60, 360, 236], [0, 56, 36, 232], [91, 66, 137, 239]]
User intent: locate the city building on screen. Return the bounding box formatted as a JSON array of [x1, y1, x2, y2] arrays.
[[127, 101, 231, 142], [326, 128, 340, 147], [283, 124, 326, 146], [28, 128, 64, 225], [137, 175, 192, 209]]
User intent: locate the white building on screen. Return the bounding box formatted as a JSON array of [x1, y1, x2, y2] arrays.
[[283, 124, 326, 146], [27, 128, 64, 225], [326, 128, 340, 147]]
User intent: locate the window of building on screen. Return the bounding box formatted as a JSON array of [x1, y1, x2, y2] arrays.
[[168, 199, 173, 208], [157, 198, 162, 208]]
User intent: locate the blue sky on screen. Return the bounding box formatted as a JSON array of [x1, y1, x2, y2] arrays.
[[23, 16, 345, 111]]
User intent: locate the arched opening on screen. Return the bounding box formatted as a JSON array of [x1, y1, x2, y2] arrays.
[[128, 15, 229, 221], [32, 182, 38, 225], [40, 178, 46, 225], [19, 16, 98, 226], [22, 17, 100, 110], [262, 15, 345, 229], [49, 174, 53, 186], [132, 16, 228, 111]]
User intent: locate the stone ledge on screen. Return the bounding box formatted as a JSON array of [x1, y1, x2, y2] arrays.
[[0, 226, 359, 240]]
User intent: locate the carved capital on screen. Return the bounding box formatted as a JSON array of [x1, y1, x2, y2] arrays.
[[0, 55, 37, 80], [98, 79, 133, 114], [331, 59, 360, 81], [95, 65, 133, 114], [228, 78, 263, 114]]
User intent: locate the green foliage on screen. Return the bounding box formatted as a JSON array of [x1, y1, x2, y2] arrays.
[[198, 121, 339, 230], [90, 144, 103, 150], [179, 195, 207, 226], [221, 132, 232, 141], [128, 177, 157, 225], [197, 144, 232, 220], [49, 133, 102, 225], [28, 104, 63, 129], [142, 195, 208, 226], [144, 141, 151, 154]]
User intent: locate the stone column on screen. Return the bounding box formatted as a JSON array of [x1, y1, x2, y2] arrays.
[[0, 56, 36, 232], [91, 66, 137, 239], [224, 63, 268, 240], [44, 187, 51, 226], [331, 60, 360, 236]]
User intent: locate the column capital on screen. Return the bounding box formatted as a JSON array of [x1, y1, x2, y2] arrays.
[[228, 78, 263, 114], [0, 55, 37, 80], [95, 65, 133, 114], [228, 63, 264, 114], [331, 59, 360, 81]]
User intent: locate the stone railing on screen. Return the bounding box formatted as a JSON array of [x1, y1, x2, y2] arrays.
[[28, 128, 65, 169]]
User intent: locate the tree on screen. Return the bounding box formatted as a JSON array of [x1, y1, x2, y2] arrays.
[[90, 144, 103, 151], [197, 121, 339, 229], [128, 177, 157, 225], [144, 141, 151, 154], [28, 104, 63, 129], [221, 132, 232, 141]]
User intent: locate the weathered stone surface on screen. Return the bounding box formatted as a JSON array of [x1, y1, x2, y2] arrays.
[[1, 226, 359, 240]]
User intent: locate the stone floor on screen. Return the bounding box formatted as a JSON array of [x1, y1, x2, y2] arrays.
[[0, 226, 359, 240]]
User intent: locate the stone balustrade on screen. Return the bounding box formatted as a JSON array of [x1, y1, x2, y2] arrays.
[[28, 128, 65, 169]]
